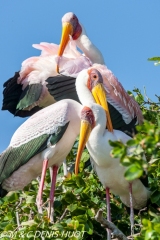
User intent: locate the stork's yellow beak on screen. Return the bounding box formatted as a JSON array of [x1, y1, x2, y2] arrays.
[[75, 120, 92, 175], [92, 83, 113, 132], [57, 22, 73, 73]]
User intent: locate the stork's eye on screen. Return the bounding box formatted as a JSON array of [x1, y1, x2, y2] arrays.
[[92, 74, 98, 80]]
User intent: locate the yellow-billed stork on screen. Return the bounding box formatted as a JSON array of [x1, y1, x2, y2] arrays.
[[57, 12, 104, 72], [74, 102, 150, 236], [0, 99, 93, 220]]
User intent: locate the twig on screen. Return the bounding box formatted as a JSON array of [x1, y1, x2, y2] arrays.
[[93, 230, 104, 238], [15, 197, 23, 210], [95, 209, 128, 240], [16, 211, 21, 228], [127, 233, 140, 239], [59, 208, 69, 222]]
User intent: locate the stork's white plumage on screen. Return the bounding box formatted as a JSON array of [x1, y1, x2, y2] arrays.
[[0, 99, 85, 220], [74, 103, 150, 236]]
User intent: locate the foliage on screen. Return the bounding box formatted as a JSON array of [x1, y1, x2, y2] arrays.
[[148, 56, 160, 66], [0, 69, 160, 239], [110, 89, 160, 239]]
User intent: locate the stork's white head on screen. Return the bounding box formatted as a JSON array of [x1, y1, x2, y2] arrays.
[[75, 103, 106, 175], [76, 67, 113, 131], [57, 13, 82, 61], [76, 67, 109, 112]]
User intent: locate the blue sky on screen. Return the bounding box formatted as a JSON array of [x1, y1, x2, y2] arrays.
[[0, 1, 160, 152]]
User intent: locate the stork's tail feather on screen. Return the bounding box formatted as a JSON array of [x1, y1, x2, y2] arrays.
[[0, 185, 8, 198]]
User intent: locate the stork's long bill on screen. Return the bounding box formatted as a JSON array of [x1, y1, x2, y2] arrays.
[[57, 23, 72, 73], [88, 69, 113, 132], [75, 107, 95, 175]]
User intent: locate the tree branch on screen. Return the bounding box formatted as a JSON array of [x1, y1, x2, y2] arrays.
[[59, 208, 69, 222], [95, 209, 128, 240]]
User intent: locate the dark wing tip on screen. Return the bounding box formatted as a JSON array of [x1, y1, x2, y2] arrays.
[[2, 71, 22, 114], [14, 106, 42, 118]]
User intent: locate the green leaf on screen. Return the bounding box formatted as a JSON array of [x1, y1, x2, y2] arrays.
[[26, 195, 35, 203], [109, 140, 124, 148], [148, 57, 160, 61], [126, 139, 137, 146], [75, 176, 85, 188], [72, 207, 86, 216], [151, 190, 160, 203], [80, 151, 89, 162], [67, 204, 78, 212], [64, 191, 76, 203], [21, 220, 36, 226], [85, 221, 93, 234], [67, 219, 79, 230], [5, 192, 19, 202], [74, 214, 88, 223], [124, 164, 143, 181], [87, 209, 94, 217], [111, 146, 126, 158]]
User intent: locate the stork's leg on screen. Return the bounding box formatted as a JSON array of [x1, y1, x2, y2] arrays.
[[106, 187, 111, 240], [129, 183, 134, 236], [48, 165, 58, 222], [36, 159, 48, 214]]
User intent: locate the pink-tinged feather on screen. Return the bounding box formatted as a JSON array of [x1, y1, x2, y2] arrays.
[[19, 39, 91, 86], [32, 42, 59, 56], [14, 39, 92, 111], [92, 64, 143, 125]]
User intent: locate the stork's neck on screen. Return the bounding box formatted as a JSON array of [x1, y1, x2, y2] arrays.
[[75, 24, 105, 65], [76, 76, 95, 106], [86, 105, 107, 165]]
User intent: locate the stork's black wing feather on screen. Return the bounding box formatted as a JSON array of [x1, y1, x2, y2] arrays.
[[2, 72, 42, 117], [46, 75, 80, 102], [2, 72, 22, 114]]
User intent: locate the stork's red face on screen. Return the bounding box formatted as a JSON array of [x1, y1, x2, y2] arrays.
[[57, 12, 82, 72], [87, 68, 113, 132], [75, 107, 95, 175]]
